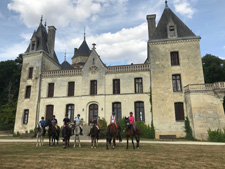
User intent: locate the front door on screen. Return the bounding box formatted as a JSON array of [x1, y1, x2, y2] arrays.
[[89, 104, 98, 123], [46, 105, 54, 121]]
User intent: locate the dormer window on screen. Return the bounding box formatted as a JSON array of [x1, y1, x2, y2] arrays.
[[31, 42, 35, 51], [169, 26, 175, 36]]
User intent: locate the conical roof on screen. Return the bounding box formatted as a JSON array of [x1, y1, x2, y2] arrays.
[[151, 6, 196, 40], [72, 40, 91, 58], [61, 60, 74, 70]]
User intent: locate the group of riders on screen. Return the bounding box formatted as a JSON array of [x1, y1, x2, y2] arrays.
[[39, 111, 137, 137]]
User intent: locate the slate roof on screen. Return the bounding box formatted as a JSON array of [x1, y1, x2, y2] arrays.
[[151, 6, 196, 40], [61, 60, 74, 70], [25, 23, 59, 64], [72, 40, 91, 58]]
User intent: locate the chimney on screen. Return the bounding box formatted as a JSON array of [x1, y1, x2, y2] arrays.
[[146, 14, 156, 40], [48, 26, 56, 57]]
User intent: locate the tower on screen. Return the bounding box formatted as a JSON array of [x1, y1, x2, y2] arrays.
[[147, 3, 204, 138], [14, 18, 61, 133]]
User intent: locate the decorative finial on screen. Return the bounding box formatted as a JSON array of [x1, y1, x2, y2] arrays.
[[92, 43, 96, 50], [64, 50, 66, 61], [40, 15, 43, 25], [84, 27, 86, 41], [165, 0, 168, 7], [44, 19, 47, 27]]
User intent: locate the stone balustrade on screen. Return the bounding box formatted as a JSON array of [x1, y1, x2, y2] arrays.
[[106, 64, 150, 73], [42, 69, 82, 77], [184, 82, 225, 93]]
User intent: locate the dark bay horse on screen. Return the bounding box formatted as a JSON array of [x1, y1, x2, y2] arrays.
[[124, 117, 140, 149], [45, 119, 57, 146], [90, 124, 98, 148], [106, 123, 122, 149], [62, 125, 71, 148]]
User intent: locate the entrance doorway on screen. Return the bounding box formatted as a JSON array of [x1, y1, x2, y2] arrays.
[[89, 104, 98, 123], [46, 105, 54, 121]]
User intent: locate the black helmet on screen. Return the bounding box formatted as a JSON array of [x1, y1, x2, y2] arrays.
[[65, 114, 68, 117], [41, 117, 44, 119], [94, 115, 97, 117], [53, 115, 55, 117], [130, 112, 133, 114], [77, 114, 80, 116], [112, 112, 115, 114]]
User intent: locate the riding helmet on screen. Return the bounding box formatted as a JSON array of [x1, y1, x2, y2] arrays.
[[77, 114, 80, 116], [41, 117, 44, 119], [130, 112, 133, 114]]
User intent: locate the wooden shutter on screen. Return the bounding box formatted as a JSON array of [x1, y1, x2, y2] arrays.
[[68, 82, 75, 96], [25, 86, 31, 98], [28, 67, 33, 79], [113, 79, 120, 94], [48, 83, 54, 97], [175, 102, 184, 121]]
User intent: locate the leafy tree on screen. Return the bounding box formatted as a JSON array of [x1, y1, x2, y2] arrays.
[[202, 54, 225, 83]]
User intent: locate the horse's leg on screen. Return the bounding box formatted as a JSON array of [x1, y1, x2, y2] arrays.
[[49, 136, 51, 146], [94, 138, 96, 148], [78, 135, 81, 147], [36, 134, 38, 147], [113, 136, 116, 149], [126, 137, 129, 149], [132, 136, 135, 149], [136, 135, 140, 149], [74, 131, 76, 148], [91, 139, 93, 148]]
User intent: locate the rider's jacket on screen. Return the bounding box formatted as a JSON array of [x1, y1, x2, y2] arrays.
[[39, 120, 45, 127]]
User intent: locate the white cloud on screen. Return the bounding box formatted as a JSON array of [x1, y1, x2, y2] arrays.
[[7, 0, 128, 28], [172, 0, 196, 18], [0, 34, 30, 60], [55, 22, 148, 65]]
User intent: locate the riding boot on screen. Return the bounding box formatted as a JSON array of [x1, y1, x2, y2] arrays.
[[133, 129, 136, 137]]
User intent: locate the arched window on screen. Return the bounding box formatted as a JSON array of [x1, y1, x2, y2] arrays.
[[112, 102, 122, 121], [135, 101, 145, 122], [66, 104, 74, 121], [89, 104, 98, 123]]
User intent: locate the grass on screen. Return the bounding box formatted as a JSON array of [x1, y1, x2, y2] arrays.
[[0, 142, 225, 169]]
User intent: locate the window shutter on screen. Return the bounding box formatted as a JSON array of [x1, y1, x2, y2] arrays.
[[68, 82, 74, 96], [48, 83, 54, 97]]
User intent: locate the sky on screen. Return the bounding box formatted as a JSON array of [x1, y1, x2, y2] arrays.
[[0, 0, 225, 66]]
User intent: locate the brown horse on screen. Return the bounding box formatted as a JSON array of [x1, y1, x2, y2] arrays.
[[106, 123, 122, 149], [90, 124, 98, 148], [124, 117, 140, 149]]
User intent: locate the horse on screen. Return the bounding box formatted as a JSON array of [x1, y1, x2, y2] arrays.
[[90, 124, 98, 148], [45, 119, 57, 146], [35, 124, 44, 147], [55, 125, 60, 145], [72, 122, 81, 148], [106, 123, 122, 149], [62, 125, 71, 148], [124, 117, 141, 149]]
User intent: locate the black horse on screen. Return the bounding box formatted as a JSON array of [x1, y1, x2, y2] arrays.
[[124, 117, 140, 149], [45, 119, 58, 146], [62, 125, 71, 148], [90, 124, 98, 148], [106, 124, 122, 149]]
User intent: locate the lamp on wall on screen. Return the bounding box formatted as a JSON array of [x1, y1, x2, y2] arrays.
[[82, 108, 84, 111], [101, 108, 103, 111]]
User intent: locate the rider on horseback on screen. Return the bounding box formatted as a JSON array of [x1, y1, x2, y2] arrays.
[[39, 117, 46, 136], [63, 114, 71, 127], [88, 115, 100, 137], [51, 115, 58, 129], [110, 112, 117, 128], [129, 112, 136, 136], [75, 114, 83, 135]]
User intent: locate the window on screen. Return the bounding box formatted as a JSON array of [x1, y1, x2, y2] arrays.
[[169, 26, 175, 36], [46, 105, 54, 121], [174, 102, 185, 121], [23, 109, 29, 124], [25, 86, 31, 98], [48, 83, 54, 97], [112, 102, 122, 121], [66, 104, 74, 121], [172, 74, 182, 92], [28, 67, 33, 79], [31, 42, 35, 50], [135, 101, 145, 122], [90, 80, 97, 95], [135, 78, 143, 93], [113, 79, 120, 94], [171, 52, 179, 66], [68, 82, 75, 96]]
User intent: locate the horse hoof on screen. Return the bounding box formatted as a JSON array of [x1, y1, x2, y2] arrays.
[[91, 146, 93, 148], [79, 145, 81, 148], [94, 147, 96, 149], [113, 146, 115, 149]]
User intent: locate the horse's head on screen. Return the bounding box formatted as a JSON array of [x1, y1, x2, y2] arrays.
[[124, 117, 130, 126], [45, 119, 52, 127]]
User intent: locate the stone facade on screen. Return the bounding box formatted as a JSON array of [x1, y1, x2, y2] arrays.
[[14, 4, 225, 140]]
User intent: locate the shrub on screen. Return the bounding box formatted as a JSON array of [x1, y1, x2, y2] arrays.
[[99, 118, 107, 139], [208, 129, 225, 142], [184, 117, 195, 140]]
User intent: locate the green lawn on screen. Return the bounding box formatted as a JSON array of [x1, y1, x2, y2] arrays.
[[0, 142, 225, 169]]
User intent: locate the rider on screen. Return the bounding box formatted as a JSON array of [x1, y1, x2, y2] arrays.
[[63, 114, 71, 127], [129, 112, 136, 136], [39, 117, 46, 136], [51, 115, 58, 128], [88, 115, 99, 137], [74, 114, 83, 135], [110, 112, 117, 128]]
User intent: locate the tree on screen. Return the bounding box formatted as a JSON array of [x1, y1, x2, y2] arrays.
[[202, 54, 225, 83]]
